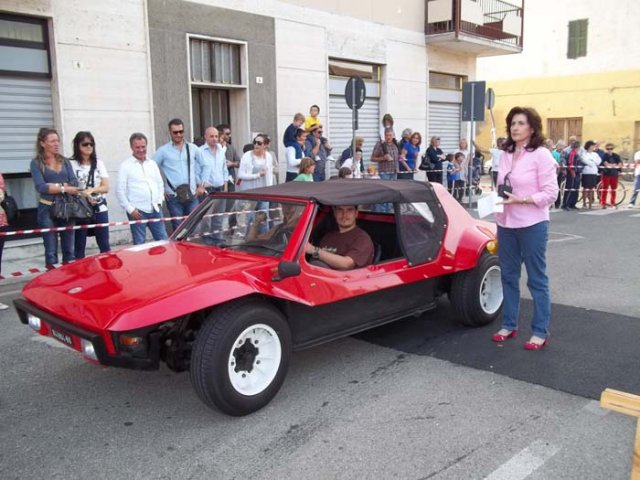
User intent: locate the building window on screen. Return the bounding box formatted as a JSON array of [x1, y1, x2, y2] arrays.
[[429, 72, 463, 90], [547, 117, 582, 143], [567, 19, 588, 59], [187, 35, 247, 141], [189, 37, 242, 85], [328, 59, 381, 81], [0, 14, 50, 77]]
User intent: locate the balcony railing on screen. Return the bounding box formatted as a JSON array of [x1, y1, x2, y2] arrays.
[[426, 0, 524, 50]]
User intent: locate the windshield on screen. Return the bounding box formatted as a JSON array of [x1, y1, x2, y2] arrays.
[[175, 197, 306, 257]]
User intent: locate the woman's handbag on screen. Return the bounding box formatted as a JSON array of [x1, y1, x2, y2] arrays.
[[1, 193, 19, 224], [52, 194, 93, 221], [418, 154, 432, 171]]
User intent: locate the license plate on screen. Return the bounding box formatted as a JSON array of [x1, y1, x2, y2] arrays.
[[50, 328, 74, 347]]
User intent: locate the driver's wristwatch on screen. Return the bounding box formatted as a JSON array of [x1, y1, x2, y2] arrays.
[[312, 246, 320, 259]]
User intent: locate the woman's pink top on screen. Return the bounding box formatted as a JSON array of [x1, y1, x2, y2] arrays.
[[0, 174, 8, 227], [495, 147, 559, 229]]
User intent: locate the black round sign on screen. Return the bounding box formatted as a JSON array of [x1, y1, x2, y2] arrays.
[[345, 76, 366, 110]]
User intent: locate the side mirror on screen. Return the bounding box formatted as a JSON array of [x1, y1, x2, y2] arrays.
[[273, 261, 301, 281]]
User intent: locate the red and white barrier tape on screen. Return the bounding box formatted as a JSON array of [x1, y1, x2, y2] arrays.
[[0, 215, 186, 237], [0, 206, 284, 237], [0, 267, 51, 280]]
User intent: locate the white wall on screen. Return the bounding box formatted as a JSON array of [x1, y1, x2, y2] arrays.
[[477, 0, 640, 80], [10, 0, 155, 223], [198, 0, 430, 178]]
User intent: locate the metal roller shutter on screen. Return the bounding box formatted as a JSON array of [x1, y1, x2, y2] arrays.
[[0, 76, 54, 173], [428, 102, 461, 154], [328, 95, 380, 176]]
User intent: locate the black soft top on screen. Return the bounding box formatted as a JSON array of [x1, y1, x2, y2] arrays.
[[243, 179, 435, 205]]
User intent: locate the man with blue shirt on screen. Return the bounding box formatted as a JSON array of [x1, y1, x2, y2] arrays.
[[198, 126, 229, 242], [154, 118, 209, 229]]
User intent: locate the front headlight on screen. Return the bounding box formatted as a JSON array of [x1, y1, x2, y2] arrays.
[[27, 314, 41, 332]]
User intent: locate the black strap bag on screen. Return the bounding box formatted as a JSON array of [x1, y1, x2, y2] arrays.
[[1, 193, 19, 224], [52, 194, 93, 222], [418, 153, 432, 171], [167, 144, 195, 204]]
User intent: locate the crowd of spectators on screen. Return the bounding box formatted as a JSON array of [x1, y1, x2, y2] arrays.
[[14, 106, 640, 270]]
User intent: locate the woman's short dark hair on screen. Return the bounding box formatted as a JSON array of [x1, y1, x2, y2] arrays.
[[503, 106, 545, 152], [71, 131, 97, 167], [584, 140, 596, 150]]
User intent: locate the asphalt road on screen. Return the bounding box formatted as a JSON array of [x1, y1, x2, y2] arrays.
[[1, 206, 638, 480]]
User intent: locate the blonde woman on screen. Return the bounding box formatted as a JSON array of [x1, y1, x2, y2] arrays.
[[30, 128, 80, 269]]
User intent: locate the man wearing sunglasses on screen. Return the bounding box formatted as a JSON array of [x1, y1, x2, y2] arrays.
[[304, 123, 332, 182], [154, 118, 209, 229], [217, 124, 240, 192]]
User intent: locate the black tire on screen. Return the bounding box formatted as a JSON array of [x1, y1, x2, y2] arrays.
[[190, 299, 292, 416], [450, 253, 503, 327]]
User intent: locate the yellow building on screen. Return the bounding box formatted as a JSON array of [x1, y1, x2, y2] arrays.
[[476, 0, 640, 162]]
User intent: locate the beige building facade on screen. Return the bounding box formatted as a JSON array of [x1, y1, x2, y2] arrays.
[[476, 0, 640, 160], [1, 0, 522, 230]]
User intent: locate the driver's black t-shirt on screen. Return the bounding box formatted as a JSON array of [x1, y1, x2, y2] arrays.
[[319, 227, 374, 268]]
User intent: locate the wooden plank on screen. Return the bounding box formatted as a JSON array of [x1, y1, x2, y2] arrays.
[[634, 417, 640, 480], [600, 388, 640, 418], [600, 389, 640, 480]]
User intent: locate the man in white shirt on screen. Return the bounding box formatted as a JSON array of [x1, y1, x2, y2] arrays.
[[199, 127, 229, 195], [116, 133, 168, 245]]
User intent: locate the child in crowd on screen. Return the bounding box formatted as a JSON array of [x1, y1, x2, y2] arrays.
[[304, 105, 321, 132], [341, 148, 363, 179], [294, 157, 315, 182], [471, 150, 484, 194], [338, 167, 353, 179], [444, 153, 455, 193], [448, 152, 464, 202], [283, 113, 305, 148]]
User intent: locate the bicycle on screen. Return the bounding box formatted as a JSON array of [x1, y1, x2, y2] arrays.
[[559, 178, 627, 207]]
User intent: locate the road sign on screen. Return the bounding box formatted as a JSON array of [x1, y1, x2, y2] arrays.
[[485, 87, 495, 110], [345, 76, 366, 110], [462, 81, 486, 121]]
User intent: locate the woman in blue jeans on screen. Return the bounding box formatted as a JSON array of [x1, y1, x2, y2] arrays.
[[492, 107, 559, 350], [30, 128, 80, 269], [70, 131, 111, 258]]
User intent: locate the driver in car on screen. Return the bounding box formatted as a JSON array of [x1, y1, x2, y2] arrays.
[[305, 205, 374, 270]]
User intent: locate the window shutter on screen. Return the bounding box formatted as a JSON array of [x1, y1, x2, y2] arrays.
[[567, 19, 588, 59]]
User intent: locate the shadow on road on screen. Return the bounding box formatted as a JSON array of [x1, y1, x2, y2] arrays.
[[356, 299, 640, 400]]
